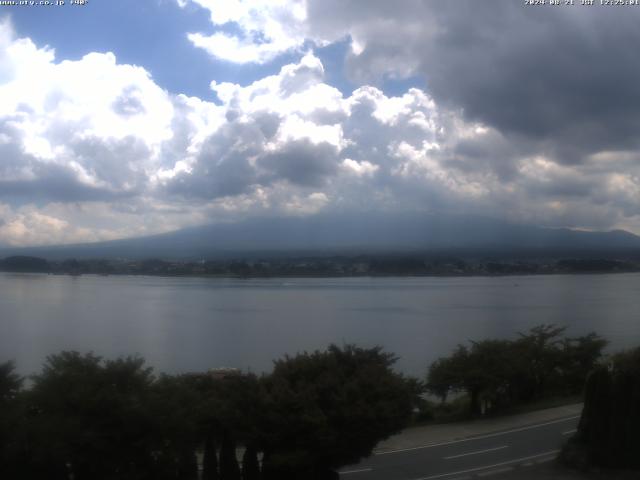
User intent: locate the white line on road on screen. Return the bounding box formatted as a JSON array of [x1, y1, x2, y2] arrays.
[[376, 416, 579, 455], [409, 449, 560, 480], [536, 456, 556, 464], [444, 445, 508, 460], [562, 429, 577, 436], [477, 466, 514, 477], [340, 468, 373, 475]]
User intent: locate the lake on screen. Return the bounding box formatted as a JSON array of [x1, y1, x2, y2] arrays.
[[2, 272, 640, 377]]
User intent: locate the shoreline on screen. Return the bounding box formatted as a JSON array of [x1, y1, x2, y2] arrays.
[[1, 269, 640, 280]]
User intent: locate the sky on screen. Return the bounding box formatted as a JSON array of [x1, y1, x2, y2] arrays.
[[2, 0, 640, 246]]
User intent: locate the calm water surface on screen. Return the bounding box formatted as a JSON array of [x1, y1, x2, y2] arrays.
[[1, 272, 640, 377]]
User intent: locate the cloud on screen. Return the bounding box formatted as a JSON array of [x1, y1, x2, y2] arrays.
[[0, 23, 177, 204], [181, 0, 309, 64], [158, 52, 495, 216], [0, 18, 494, 245], [4, 10, 640, 246], [0, 203, 106, 247], [182, 1, 640, 161], [161, 52, 347, 197]]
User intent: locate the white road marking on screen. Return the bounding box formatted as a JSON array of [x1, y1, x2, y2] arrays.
[[536, 456, 556, 464], [477, 466, 513, 477], [375, 416, 579, 456], [444, 445, 508, 460], [562, 429, 577, 436], [409, 449, 560, 480], [340, 468, 373, 475]]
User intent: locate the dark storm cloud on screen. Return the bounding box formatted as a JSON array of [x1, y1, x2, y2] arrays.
[[524, 173, 598, 199], [392, 2, 640, 161], [445, 130, 521, 181], [410, 2, 640, 225], [165, 120, 263, 199], [0, 119, 148, 204], [260, 139, 339, 187], [166, 134, 339, 199], [0, 164, 135, 203]]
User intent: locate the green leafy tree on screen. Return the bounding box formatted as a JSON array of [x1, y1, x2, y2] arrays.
[[148, 374, 207, 480], [427, 340, 516, 415], [558, 333, 608, 394], [427, 345, 468, 403], [427, 325, 605, 416], [23, 352, 159, 480], [259, 344, 416, 479], [513, 324, 566, 400], [179, 371, 264, 479]]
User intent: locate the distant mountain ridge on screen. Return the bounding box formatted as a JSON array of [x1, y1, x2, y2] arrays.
[[2, 213, 640, 260]]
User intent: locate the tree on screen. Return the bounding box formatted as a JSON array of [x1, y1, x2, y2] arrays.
[[202, 433, 219, 480], [558, 333, 608, 394], [220, 429, 241, 480], [0, 360, 22, 403], [259, 344, 416, 479], [242, 445, 261, 480], [427, 345, 468, 403], [23, 352, 159, 480], [513, 324, 566, 400], [148, 374, 205, 480], [0, 255, 50, 272], [427, 340, 518, 415], [570, 347, 640, 469], [0, 361, 23, 477], [427, 325, 605, 416]]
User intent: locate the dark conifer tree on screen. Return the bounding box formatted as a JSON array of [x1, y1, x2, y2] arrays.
[[220, 429, 241, 480], [241, 445, 260, 480], [202, 433, 219, 480], [572, 347, 640, 469], [178, 450, 199, 480]]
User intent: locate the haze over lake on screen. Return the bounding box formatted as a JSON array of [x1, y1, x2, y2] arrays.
[[2, 272, 640, 377]]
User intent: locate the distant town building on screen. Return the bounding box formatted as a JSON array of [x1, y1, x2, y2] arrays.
[[208, 367, 241, 380]]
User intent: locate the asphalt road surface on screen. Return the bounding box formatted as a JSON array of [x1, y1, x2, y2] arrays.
[[339, 415, 580, 480]]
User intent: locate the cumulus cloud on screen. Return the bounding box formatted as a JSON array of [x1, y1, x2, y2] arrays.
[[158, 51, 503, 218], [181, 0, 309, 64], [3, 8, 640, 246], [181, 1, 640, 159], [0, 21, 176, 200]]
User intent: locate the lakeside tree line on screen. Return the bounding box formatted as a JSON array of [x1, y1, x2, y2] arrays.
[[2, 255, 639, 278], [1, 326, 634, 479], [426, 325, 608, 416], [0, 345, 417, 480]]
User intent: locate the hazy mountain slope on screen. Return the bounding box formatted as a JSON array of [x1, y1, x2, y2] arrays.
[[2, 213, 640, 260]]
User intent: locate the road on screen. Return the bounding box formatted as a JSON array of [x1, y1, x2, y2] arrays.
[[339, 414, 580, 480]]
